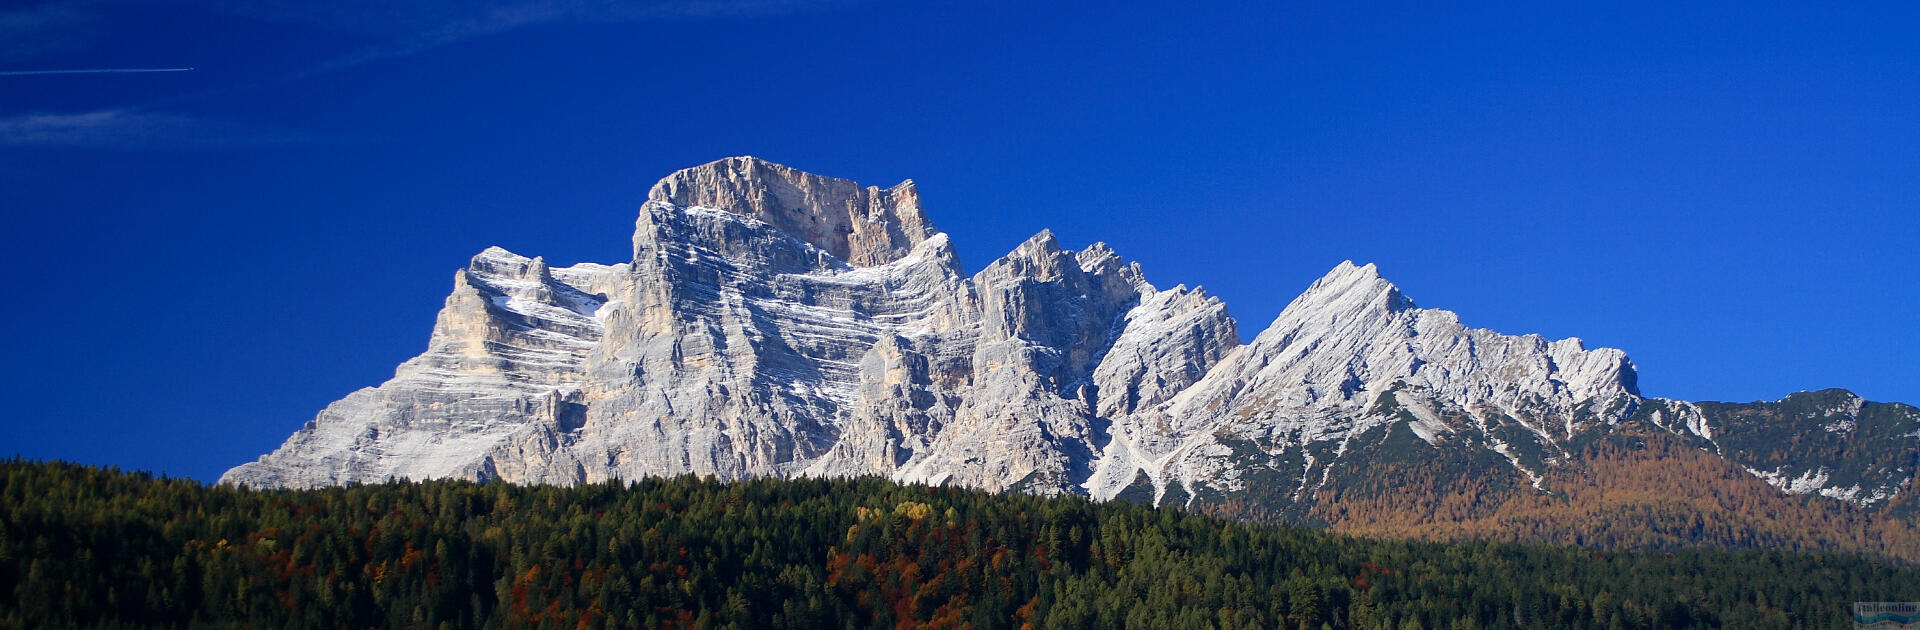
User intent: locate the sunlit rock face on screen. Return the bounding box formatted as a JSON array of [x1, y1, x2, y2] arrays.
[[224, 157, 1917, 520], [224, 157, 1235, 493]]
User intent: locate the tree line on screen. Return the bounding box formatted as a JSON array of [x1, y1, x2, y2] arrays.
[[2, 459, 1913, 629]]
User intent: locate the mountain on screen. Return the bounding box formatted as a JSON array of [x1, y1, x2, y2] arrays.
[[225, 157, 1919, 557]]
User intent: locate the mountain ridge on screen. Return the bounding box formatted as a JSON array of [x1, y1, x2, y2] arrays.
[[225, 157, 1919, 556]]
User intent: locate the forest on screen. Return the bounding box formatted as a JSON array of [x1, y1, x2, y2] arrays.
[[2, 459, 1914, 629]]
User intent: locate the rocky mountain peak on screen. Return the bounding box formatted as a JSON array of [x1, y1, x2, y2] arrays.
[[227, 159, 1912, 540], [645, 156, 936, 267], [468, 246, 553, 283], [1287, 260, 1414, 319], [990, 229, 1075, 282]]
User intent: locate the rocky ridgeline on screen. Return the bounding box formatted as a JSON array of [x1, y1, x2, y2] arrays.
[[226, 157, 1919, 518]]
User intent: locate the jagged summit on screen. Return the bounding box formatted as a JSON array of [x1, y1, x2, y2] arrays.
[[1287, 260, 1416, 318], [1151, 259, 1641, 457], [645, 156, 936, 267], [227, 159, 1918, 530]]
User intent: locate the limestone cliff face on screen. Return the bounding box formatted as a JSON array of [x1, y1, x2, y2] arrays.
[[225, 157, 1239, 493], [222, 247, 624, 489], [1112, 260, 1645, 506], [223, 157, 1917, 519], [644, 156, 935, 267]]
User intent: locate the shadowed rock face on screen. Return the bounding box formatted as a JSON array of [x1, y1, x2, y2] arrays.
[[225, 157, 1918, 522]]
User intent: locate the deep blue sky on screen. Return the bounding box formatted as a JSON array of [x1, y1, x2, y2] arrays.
[[2, 1, 1915, 481]]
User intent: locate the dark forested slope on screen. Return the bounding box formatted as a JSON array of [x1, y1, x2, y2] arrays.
[[2, 460, 1913, 629]]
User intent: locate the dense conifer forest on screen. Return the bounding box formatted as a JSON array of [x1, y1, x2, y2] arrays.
[[2, 459, 1914, 629]]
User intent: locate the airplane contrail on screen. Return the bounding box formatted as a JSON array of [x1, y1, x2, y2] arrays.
[[0, 67, 195, 77]]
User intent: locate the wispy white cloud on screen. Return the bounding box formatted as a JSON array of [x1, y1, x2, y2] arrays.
[[1, 0, 866, 148], [0, 109, 336, 148], [211, 0, 866, 36], [272, 0, 869, 78], [0, 67, 192, 76], [5, 0, 865, 76]]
